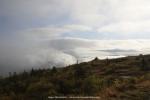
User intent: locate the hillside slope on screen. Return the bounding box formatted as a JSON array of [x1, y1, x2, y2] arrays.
[[0, 55, 150, 100]]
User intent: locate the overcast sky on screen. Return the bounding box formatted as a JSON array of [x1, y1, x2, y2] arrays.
[[1, 0, 150, 75]]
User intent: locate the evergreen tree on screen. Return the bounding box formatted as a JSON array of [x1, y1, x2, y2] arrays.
[[9, 72, 12, 77], [94, 57, 98, 61], [141, 57, 147, 70], [106, 57, 109, 65], [30, 68, 35, 76], [51, 66, 57, 75]]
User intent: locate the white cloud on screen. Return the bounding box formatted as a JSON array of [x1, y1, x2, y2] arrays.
[[97, 20, 150, 33], [63, 24, 92, 32], [1, 27, 150, 75], [1, 0, 150, 75], [2, 0, 150, 37], [67, 0, 150, 36], [0, 0, 68, 19], [21, 24, 92, 41]]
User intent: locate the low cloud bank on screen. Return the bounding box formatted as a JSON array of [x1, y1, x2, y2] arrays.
[[0, 29, 150, 76]]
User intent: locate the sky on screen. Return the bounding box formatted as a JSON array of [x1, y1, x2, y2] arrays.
[[1, 0, 150, 75]]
